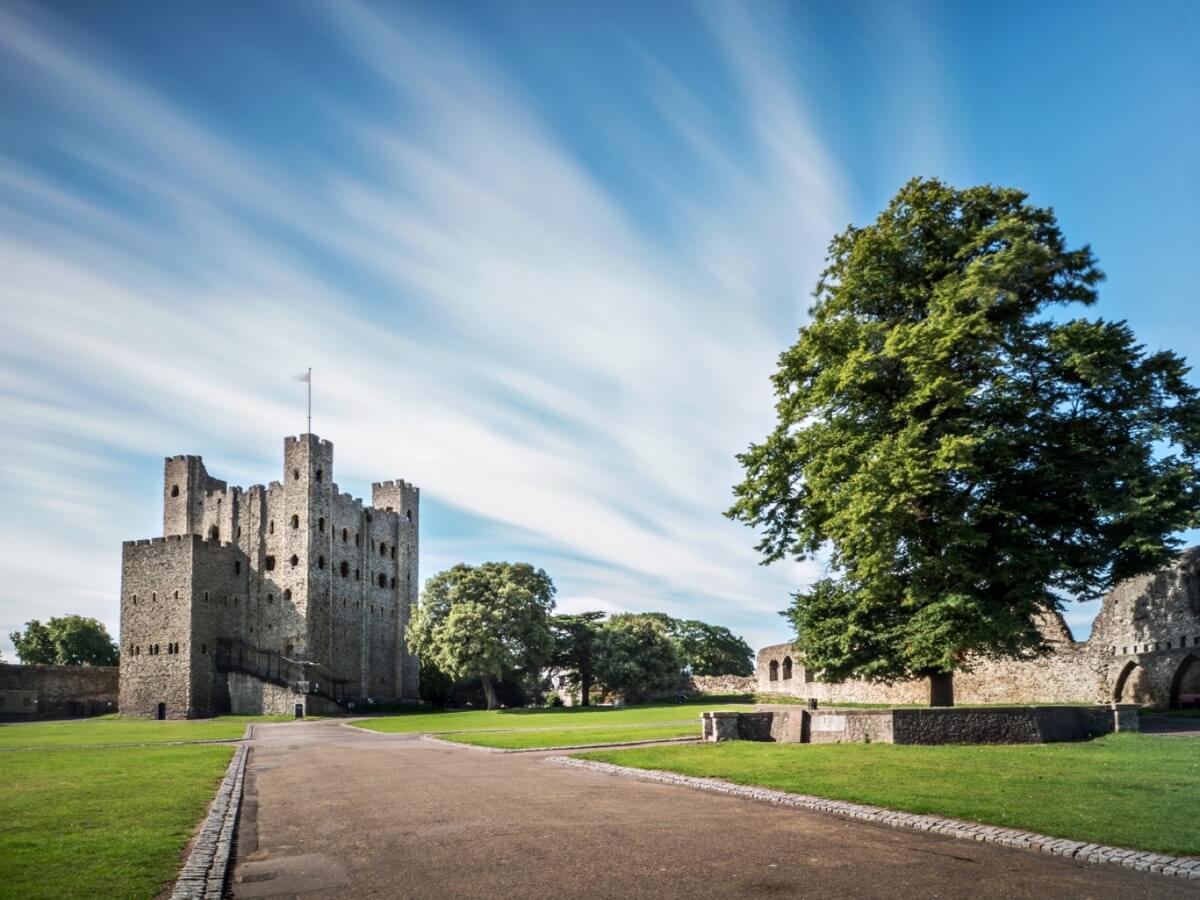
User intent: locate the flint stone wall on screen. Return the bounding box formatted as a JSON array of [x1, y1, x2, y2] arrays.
[[0, 662, 118, 719], [756, 549, 1200, 709], [687, 673, 757, 695], [706, 704, 1136, 745]]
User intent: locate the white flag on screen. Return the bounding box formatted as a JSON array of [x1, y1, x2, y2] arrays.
[[294, 371, 310, 383]]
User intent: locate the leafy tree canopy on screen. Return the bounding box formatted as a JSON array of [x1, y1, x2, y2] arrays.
[[621, 613, 754, 677], [670, 618, 755, 677], [407, 562, 556, 709], [729, 178, 1200, 702], [549, 611, 606, 705], [9, 616, 118, 666], [593, 614, 681, 701]]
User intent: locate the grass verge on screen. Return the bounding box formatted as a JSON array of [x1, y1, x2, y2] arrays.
[[441, 722, 697, 749], [0, 744, 235, 899], [578, 734, 1200, 856], [0, 714, 286, 749], [352, 696, 754, 736]]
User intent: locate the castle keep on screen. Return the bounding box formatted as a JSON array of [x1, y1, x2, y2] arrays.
[[756, 549, 1200, 709], [119, 434, 419, 718]]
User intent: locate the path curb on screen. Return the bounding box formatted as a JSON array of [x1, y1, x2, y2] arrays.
[[422, 734, 700, 754], [171, 734, 250, 899], [549, 756, 1200, 881]]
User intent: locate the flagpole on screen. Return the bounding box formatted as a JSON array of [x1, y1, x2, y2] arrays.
[[307, 367, 312, 435]]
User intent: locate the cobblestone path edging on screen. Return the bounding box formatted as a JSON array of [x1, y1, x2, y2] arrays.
[[549, 756, 1200, 881], [422, 734, 700, 753], [170, 731, 251, 899]]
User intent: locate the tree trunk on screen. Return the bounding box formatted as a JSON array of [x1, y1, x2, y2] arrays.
[[928, 671, 954, 707], [481, 675, 499, 710], [580, 664, 592, 707]]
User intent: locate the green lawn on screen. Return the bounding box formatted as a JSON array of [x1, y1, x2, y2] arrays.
[[353, 696, 753, 736], [442, 722, 698, 749], [0, 744, 235, 899], [0, 714, 282, 750], [579, 734, 1200, 856]]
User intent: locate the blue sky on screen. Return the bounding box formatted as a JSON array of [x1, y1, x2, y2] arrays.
[[1, 0, 1197, 659]]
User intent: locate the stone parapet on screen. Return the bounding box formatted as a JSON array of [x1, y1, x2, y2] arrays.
[[699, 704, 1131, 745]]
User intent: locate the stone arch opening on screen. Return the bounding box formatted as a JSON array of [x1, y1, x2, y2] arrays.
[[208, 526, 219, 541], [1113, 660, 1147, 704], [782, 657, 793, 681], [769, 659, 779, 682], [1169, 654, 1200, 709]]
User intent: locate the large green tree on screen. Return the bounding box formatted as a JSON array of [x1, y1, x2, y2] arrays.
[[549, 611, 605, 706], [670, 619, 755, 677], [593, 614, 681, 702], [621, 613, 754, 677], [730, 178, 1200, 706], [406, 562, 556, 710], [10, 616, 119, 666]]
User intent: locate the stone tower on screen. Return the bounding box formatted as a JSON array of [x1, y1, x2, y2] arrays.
[[119, 434, 420, 719]]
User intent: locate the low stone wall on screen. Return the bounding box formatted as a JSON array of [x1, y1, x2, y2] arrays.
[[703, 704, 1137, 745], [808, 708, 895, 744], [642, 673, 758, 705], [890, 706, 1135, 745], [227, 672, 297, 715], [226, 672, 344, 717], [686, 674, 757, 695], [0, 662, 119, 720]]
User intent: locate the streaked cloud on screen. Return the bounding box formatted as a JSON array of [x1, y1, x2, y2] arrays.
[[0, 1, 850, 656]]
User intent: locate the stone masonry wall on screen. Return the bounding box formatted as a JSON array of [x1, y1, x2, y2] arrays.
[[227, 671, 299, 716], [120, 535, 199, 718], [121, 433, 421, 717], [756, 549, 1200, 709], [713, 705, 1131, 745], [686, 673, 757, 695], [0, 663, 118, 719]]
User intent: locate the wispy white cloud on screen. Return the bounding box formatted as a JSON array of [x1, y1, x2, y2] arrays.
[[0, 1, 850, 658]]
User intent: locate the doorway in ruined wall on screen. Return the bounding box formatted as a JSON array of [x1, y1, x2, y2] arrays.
[[156, 702, 166, 720], [1113, 660, 1152, 705], [1169, 654, 1200, 709]]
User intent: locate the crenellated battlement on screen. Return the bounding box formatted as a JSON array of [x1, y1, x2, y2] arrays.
[[285, 433, 334, 450], [373, 479, 415, 490], [124, 534, 202, 548]]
